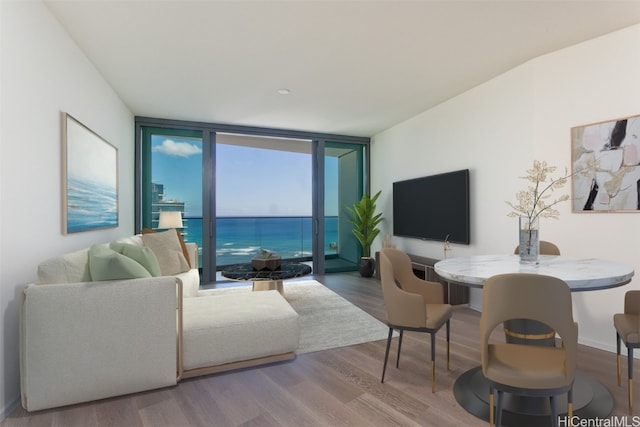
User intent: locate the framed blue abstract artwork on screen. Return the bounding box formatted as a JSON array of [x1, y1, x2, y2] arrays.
[[62, 113, 118, 234]]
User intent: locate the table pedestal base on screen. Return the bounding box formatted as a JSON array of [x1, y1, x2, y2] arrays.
[[454, 367, 613, 427], [252, 280, 284, 294]]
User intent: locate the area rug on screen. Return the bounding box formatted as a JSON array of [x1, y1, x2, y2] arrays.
[[202, 280, 391, 354]]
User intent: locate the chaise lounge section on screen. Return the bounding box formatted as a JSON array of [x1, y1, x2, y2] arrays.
[[181, 291, 300, 379]]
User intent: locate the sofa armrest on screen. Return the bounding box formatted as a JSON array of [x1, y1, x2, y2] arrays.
[[20, 277, 181, 411]]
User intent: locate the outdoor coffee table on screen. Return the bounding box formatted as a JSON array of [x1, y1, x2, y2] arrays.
[[221, 262, 312, 295]]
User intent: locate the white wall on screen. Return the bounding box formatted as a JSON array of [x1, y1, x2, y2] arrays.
[[372, 24, 640, 353], [0, 1, 133, 417]]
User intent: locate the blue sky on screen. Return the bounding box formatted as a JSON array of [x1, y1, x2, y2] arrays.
[[152, 135, 204, 216], [151, 135, 338, 217]]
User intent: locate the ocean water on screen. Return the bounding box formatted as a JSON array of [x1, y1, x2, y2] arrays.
[[182, 216, 338, 266], [66, 177, 118, 232]]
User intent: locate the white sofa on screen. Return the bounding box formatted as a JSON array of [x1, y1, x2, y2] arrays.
[[20, 232, 300, 411]]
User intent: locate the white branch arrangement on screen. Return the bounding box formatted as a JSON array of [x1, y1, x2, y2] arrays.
[[506, 160, 573, 225]]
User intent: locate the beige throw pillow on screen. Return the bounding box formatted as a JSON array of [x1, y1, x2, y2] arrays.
[[141, 229, 190, 276], [142, 228, 191, 268]]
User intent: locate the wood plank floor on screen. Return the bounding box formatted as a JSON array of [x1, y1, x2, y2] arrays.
[[3, 272, 639, 426]]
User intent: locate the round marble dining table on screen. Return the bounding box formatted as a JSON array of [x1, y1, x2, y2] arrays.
[[434, 254, 634, 291], [434, 254, 635, 426]]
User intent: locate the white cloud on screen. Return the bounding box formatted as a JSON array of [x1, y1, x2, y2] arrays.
[[153, 139, 202, 157]]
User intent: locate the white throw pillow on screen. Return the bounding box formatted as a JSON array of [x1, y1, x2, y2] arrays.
[[37, 247, 93, 284]]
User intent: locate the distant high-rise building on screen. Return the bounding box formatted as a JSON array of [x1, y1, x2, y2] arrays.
[[151, 182, 185, 229]]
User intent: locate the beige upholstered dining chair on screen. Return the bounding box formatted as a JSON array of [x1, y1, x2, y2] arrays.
[[614, 290, 640, 415], [480, 273, 578, 427], [378, 248, 452, 393], [513, 240, 561, 256]]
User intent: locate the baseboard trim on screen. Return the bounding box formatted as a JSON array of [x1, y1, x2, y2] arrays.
[[1, 395, 21, 422]]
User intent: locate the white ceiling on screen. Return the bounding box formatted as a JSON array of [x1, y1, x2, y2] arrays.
[[44, 0, 640, 138]]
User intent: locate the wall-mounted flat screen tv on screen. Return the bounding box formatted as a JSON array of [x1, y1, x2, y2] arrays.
[[393, 169, 470, 244]]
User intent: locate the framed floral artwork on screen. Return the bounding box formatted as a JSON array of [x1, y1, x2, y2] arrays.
[[571, 114, 640, 212], [62, 113, 118, 233]]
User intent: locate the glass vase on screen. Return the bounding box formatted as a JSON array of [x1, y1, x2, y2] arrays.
[[519, 216, 539, 264]]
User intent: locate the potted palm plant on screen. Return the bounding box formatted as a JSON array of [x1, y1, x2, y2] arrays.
[[346, 190, 383, 277]]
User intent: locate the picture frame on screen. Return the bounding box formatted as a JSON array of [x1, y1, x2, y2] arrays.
[[62, 113, 118, 233], [571, 114, 640, 212]]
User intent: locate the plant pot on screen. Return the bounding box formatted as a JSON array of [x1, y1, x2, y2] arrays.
[[358, 257, 376, 278]]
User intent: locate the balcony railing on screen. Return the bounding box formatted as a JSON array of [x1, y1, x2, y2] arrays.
[[179, 216, 339, 269]]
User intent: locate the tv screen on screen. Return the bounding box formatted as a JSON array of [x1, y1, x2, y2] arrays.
[[393, 169, 470, 244]]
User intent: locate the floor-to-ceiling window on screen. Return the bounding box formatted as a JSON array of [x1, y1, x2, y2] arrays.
[[136, 118, 370, 282]]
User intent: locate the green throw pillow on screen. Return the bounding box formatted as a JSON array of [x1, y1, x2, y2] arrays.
[[109, 242, 162, 277], [89, 244, 152, 281]]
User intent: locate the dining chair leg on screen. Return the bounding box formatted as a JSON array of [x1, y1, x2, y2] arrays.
[[430, 332, 436, 393], [550, 395, 558, 427], [446, 319, 451, 370], [628, 347, 634, 415], [630, 378, 634, 416], [495, 389, 504, 427], [489, 387, 495, 427], [568, 387, 573, 419], [381, 327, 393, 383], [396, 329, 404, 368], [617, 332, 622, 386]]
